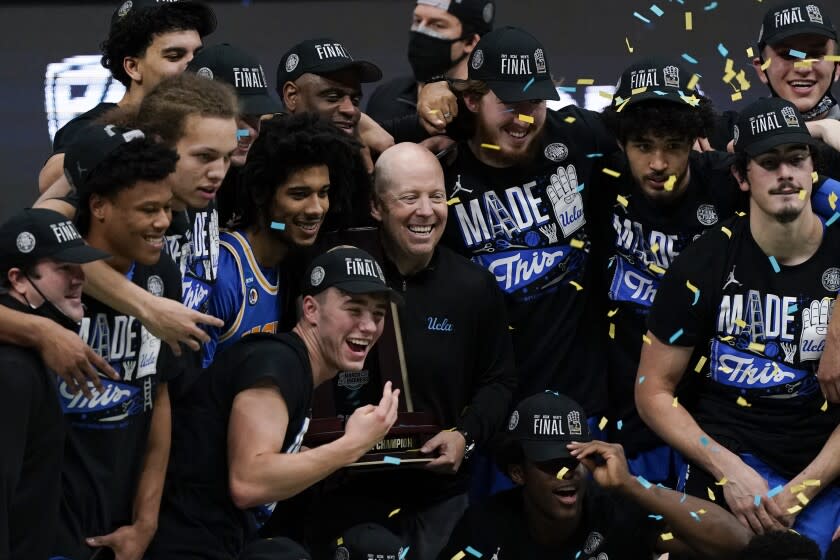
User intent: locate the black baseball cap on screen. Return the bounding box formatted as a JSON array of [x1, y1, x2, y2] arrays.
[[64, 125, 147, 193], [189, 43, 282, 116], [416, 0, 496, 35], [239, 537, 311, 560], [733, 97, 818, 156], [332, 523, 406, 560], [757, 1, 836, 48], [0, 208, 109, 270], [467, 26, 558, 103], [277, 38, 382, 92], [111, 0, 217, 37], [613, 57, 698, 109], [507, 391, 591, 462], [302, 246, 402, 303]]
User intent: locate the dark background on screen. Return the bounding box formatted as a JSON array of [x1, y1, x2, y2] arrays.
[[2, 0, 839, 219]]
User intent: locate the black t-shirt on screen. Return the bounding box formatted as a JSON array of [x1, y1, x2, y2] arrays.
[[441, 485, 660, 560], [216, 165, 243, 230], [52, 258, 181, 559], [165, 202, 220, 313], [441, 106, 618, 414], [648, 215, 840, 477], [366, 75, 417, 123], [52, 102, 117, 153], [596, 151, 746, 454], [0, 297, 65, 560], [150, 332, 313, 560]]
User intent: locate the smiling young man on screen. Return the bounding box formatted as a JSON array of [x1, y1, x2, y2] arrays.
[[441, 391, 751, 560], [50, 127, 183, 560], [0, 208, 108, 560], [148, 247, 401, 560], [201, 113, 361, 368], [636, 98, 840, 554], [39, 0, 215, 192]]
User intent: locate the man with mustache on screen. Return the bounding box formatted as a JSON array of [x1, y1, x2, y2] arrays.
[[637, 97, 840, 554]]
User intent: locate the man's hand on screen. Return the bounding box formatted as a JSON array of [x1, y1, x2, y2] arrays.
[[718, 456, 786, 534], [418, 81, 458, 135], [806, 119, 840, 151], [357, 112, 394, 156], [343, 382, 400, 458], [770, 482, 804, 529], [419, 135, 456, 156], [422, 429, 466, 474], [817, 311, 840, 403], [40, 319, 118, 398], [138, 295, 223, 355], [833, 524, 840, 541], [86, 521, 155, 560], [568, 440, 633, 490], [692, 137, 713, 152]]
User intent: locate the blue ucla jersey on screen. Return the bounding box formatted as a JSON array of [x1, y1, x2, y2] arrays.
[[202, 230, 281, 368]]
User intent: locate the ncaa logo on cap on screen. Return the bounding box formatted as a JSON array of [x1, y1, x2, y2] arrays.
[[482, 2, 494, 23], [733, 124, 740, 145], [471, 49, 484, 70], [508, 410, 519, 431], [117, 0, 133, 18], [196, 66, 214, 79], [16, 232, 36, 254], [334, 546, 349, 560], [310, 265, 325, 287], [285, 53, 299, 73]]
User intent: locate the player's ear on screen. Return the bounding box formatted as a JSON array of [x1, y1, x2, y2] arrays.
[[282, 81, 300, 111], [124, 56, 141, 84], [300, 294, 320, 325], [508, 463, 525, 486], [89, 193, 108, 222], [731, 165, 749, 192], [463, 93, 482, 114], [370, 193, 383, 222]]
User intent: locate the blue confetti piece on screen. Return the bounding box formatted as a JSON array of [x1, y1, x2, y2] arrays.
[[523, 77, 535, 92], [586, 153, 603, 158], [827, 212, 840, 226], [637, 475, 653, 489], [653, 90, 668, 96], [669, 328, 685, 344], [558, 86, 578, 93], [717, 43, 729, 57], [767, 485, 783, 497], [704, 1, 718, 10], [617, 419, 623, 430], [690, 511, 701, 522], [400, 547, 410, 560], [680, 492, 687, 503], [789, 49, 807, 59], [383, 455, 401, 466], [465, 546, 482, 558], [633, 11, 652, 23], [270, 221, 286, 231], [656, 483, 667, 489], [576, 183, 585, 192], [575, 552, 581, 559], [650, 4, 664, 17], [682, 53, 699, 64], [648, 514, 664, 520], [499, 107, 515, 113], [700, 436, 710, 446], [236, 129, 250, 139], [638, 375, 646, 384], [692, 290, 700, 306], [787, 304, 798, 314], [768, 256, 781, 273], [754, 495, 761, 507]]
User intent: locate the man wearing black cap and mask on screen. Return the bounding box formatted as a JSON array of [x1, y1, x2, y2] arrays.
[[149, 246, 401, 560], [637, 97, 840, 554], [52, 125, 184, 560], [39, 0, 215, 192], [441, 391, 751, 560], [0, 208, 107, 560], [366, 0, 495, 124]]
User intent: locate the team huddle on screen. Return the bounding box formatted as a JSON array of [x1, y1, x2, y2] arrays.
[[4, 0, 840, 559]]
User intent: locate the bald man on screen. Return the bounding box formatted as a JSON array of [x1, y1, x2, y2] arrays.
[[310, 143, 516, 560]]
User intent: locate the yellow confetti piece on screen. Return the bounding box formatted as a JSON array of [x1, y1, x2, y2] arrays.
[[715, 477, 729, 486], [570, 238, 585, 249], [825, 55, 840, 62], [607, 308, 619, 318], [608, 323, 615, 339], [721, 226, 732, 238], [737, 396, 752, 407], [643, 334, 652, 345], [830, 191, 838, 210], [599, 416, 608, 430], [599, 90, 614, 100], [651, 242, 660, 253], [664, 175, 677, 191], [791, 484, 806, 493], [556, 466, 570, 479], [796, 492, 809, 505], [447, 197, 461, 206], [626, 37, 634, 53], [812, 171, 819, 182], [687, 73, 700, 91], [570, 281, 584, 291], [480, 143, 500, 151], [685, 11, 693, 30], [720, 336, 734, 342], [735, 70, 751, 91], [736, 211, 746, 217], [389, 508, 400, 517], [748, 342, 766, 353], [672, 397, 679, 408], [615, 193, 628, 206], [821, 399, 828, 412], [649, 263, 666, 275], [735, 319, 747, 328], [731, 91, 743, 101], [707, 487, 716, 501], [804, 479, 821, 487], [694, 356, 707, 373], [698, 508, 707, 514], [577, 78, 595, 85], [787, 505, 802, 514], [518, 113, 534, 124], [564, 116, 577, 124], [615, 98, 631, 113], [631, 86, 648, 95], [452, 551, 466, 560], [337, 537, 344, 546], [686, 280, 699, 293], [794, 60, 814, 69], [798, 189, 807, 201], [660, 532, 674, 541], [746, 47, 754, 58], [761, 58, 772, 70]]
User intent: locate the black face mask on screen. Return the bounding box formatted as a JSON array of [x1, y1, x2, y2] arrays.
[[407, 30, 469, 82], [24, 273, 81, 332]]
